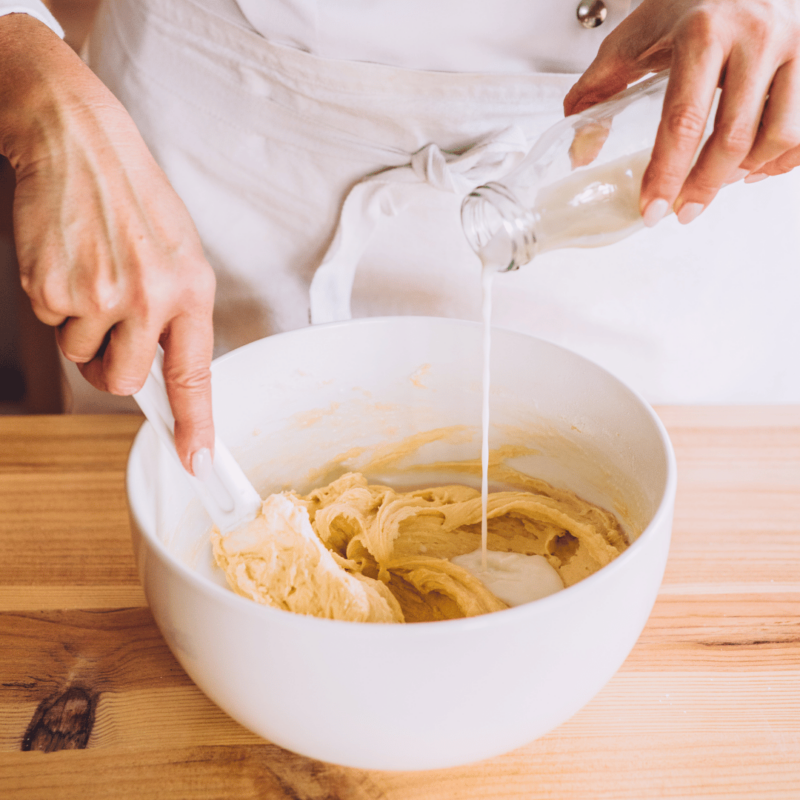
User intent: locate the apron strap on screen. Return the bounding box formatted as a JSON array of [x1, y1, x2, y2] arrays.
[[309, 126, 529, 324]]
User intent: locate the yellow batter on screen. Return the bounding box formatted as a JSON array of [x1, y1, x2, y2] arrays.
[[212, 472, 628, 623]]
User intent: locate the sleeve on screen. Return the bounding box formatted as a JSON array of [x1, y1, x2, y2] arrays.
[[0, 1, 64, 38]]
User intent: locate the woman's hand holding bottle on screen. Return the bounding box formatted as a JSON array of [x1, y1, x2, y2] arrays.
[[564, 0, 800, 227]]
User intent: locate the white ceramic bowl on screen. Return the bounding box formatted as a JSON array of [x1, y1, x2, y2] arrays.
[[127, 317, 676, 770]]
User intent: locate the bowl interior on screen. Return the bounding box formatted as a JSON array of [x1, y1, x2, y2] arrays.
[[128, 316, 672, 596]]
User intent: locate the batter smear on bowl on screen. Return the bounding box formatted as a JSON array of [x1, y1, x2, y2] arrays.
[[211, 471, 628, 623]]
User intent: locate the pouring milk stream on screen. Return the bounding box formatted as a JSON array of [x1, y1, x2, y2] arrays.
[[134, 74, 686, 618], [267, 70, 709, 610], [456, 70, 716, 603]]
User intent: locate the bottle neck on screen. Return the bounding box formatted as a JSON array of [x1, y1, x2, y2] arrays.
[[461, 184, 539, 272]]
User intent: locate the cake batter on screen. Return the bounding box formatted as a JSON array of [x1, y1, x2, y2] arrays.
[[212, 471, 628, 623]]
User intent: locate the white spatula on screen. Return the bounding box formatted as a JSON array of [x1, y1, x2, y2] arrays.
[[133, 347, 262, 533]]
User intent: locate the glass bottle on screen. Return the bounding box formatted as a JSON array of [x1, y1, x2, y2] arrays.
[[461, 71, 713, 271]]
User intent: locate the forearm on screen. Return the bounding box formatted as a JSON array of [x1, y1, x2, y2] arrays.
[[0, 12, 94, 168]]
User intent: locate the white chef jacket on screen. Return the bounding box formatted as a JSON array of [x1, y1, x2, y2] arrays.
[[2, 0, 799, 407], [231, 0, 634, 73], [0, 1, 61, 35], [1, 0, 635, 71]]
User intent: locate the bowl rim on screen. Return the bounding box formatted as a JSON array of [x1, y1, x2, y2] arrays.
[[127, 316, 677, 638]]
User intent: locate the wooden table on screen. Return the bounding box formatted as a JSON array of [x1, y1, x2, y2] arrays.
[[1, 410, 799, 799]]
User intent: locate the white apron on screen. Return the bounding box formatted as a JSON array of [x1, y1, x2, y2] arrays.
[[67, 0, 800, 411]]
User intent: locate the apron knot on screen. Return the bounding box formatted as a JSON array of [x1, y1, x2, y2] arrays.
[[410, 126, 529, 195], [310, 125, 530, 324]]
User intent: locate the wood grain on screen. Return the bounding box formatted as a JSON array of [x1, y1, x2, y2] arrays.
[[0, 416, 143, 591], [0, 409, 799, 798]]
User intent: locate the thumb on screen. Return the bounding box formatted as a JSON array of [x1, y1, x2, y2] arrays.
[[564, 53, 633, 117], [564, 6, 667, 116]]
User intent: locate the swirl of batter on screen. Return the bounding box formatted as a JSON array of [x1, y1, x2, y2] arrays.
[[212, 472, 627, 623]]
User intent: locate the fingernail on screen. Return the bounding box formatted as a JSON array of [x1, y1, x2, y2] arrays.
[[642, 198, 670, 228], [676, 201, 704, 225], [744, 172, 768, 184], [191, 447, 213, 480], [724, 167, 749, 185]]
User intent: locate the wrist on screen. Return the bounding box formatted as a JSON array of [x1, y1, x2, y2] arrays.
[[0, 13, 99, 167]]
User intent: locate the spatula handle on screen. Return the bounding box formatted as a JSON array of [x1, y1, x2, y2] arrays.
[[133, 347, 262, 533]]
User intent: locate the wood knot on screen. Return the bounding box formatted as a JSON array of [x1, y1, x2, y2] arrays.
[[22, 685, 98, 752]]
